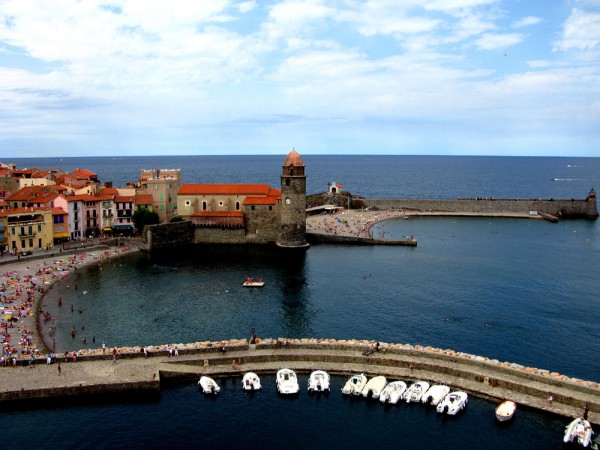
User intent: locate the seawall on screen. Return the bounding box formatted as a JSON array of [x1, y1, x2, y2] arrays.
[[364, 197, 598, 218], [2, 338, 598, 424]]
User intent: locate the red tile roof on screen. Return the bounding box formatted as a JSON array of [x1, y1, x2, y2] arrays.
[[115, 196, 134, 203], [178, 184, 272, 196], [0, 207, 51, 217], [52, 207, 68, 216], [135, 194, 153, 205], [191, 211, 244, 217]]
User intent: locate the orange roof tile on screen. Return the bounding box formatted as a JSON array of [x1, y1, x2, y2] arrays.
[[283, 149, 304, 167], [178, 184, 271, 196], [115, 195, 134, 202], [0, 206, 51, 217], [135, 194, 153, 205], [52, 207, 68, 215], [191, 211, 244, 217]]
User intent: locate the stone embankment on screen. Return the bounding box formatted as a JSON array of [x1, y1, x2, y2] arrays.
[[1, 338, 598, 425]]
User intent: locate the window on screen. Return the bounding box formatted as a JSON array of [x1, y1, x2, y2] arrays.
[[285, 178, 290, 186], [160, 194, 163, 200], [38, 225, 42, 232], [203, 202, 207, 211], [236, 202, 240, 210], [185, 200, 191, 206]]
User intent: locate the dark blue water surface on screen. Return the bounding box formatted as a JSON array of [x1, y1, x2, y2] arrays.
[[5, 155, 600, 449]]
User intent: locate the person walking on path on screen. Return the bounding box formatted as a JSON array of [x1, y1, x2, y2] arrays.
[[112, 347, 118, 364], [57, 363, 61, 376]]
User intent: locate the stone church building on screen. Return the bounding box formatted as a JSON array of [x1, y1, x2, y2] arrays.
[[159, 149, 308, 249]]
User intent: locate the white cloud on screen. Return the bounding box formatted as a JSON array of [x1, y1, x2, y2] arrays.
[[425, 0, 498, 12], [512, 16, 542, 28], [554, 8, 600, 51], [527, 60, 552, 68], [475, 33, 523, 50]]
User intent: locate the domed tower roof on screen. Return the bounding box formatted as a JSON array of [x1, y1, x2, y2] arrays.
[[283, 149, 304, 167]]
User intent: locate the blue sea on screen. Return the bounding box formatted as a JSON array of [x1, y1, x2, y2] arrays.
[[5, 155, 600, 449]]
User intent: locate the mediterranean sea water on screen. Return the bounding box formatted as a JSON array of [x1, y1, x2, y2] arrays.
[[5, 155, 600, 449]]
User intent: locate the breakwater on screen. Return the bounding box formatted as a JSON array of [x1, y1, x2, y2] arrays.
[[364, 194, 598, 219], [2, 338, 598, 424]]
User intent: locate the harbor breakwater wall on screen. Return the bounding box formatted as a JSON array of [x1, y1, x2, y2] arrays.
[[364, 196, 598, 218], [2, 338, 598, 424]]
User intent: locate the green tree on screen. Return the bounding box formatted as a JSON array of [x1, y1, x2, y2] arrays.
[[132, 206, 160, 234]]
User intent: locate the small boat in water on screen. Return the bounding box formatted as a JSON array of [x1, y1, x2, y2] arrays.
[[242, 372, 262, 391], [403, 381, 430, 403], [243, 277, 264, 287], [362, 375, 387, 399], [308, 370, 330, 392], [276, 368, 300, 395], [198, 376, 220, 394], [421, 385, 450, 406], [436, 391, 468, 415], [379, 381, 407, 404], [495, 400, 517, 422], [342, 374, 368, 395], [564, 417, 594, 447]]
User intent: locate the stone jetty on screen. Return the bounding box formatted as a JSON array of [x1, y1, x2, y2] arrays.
[[1, 338, 598, 425]]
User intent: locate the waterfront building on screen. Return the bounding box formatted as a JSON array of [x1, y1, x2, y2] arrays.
[[113, 195, 135, 236], [137, 169, 182, 223], [52, 207, 69, 242], [277, 149, 309, 249], [0, 207, 54, 252]]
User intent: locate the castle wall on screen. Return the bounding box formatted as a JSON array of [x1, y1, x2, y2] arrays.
[[365, 197, 598, 218], [143, 221, 195, 250]]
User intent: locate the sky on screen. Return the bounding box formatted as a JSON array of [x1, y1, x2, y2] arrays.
[[0, 0, 599, 158]]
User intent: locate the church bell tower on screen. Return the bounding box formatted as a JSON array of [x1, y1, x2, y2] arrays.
[[277, 149, 309, 249]]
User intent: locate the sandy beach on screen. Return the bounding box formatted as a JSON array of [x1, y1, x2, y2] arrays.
[[0, 244, 140, 365]]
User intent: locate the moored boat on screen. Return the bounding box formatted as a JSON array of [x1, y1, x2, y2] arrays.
[[308, 370, 330, 392], [421, 385, 450, 406], [243, 277, 264, 287], [564, 417, 594, 447], [436, 391, 468, 415], [341, 374, 367, 395], [198, 376, 220, 394], [495, 400, 517, 422], [362, 375, 387, 399], [242, 372, 262, 391], [276, 368, 300, 395], [379, 381, 407, 404], [403, 381, 430, 403]]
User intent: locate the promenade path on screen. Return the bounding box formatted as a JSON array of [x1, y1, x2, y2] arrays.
[[1, 338, 598, 426]]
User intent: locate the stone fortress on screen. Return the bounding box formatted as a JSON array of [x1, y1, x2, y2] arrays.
[[144, 149, 309, 250], [143, 149, 597, 251]]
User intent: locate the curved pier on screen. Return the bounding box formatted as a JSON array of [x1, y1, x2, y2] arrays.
[[1, 338, 598, 424]]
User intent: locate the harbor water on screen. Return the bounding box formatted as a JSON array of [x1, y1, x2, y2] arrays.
[[6, 155, 600, 449]]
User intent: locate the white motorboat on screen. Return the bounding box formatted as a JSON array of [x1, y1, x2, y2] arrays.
[[242, 372, 262, 391], [308, 370, 330, 392], [362, 375, 387, 399], [341, 374, 368, 395], [403, 381, 430, 403], [495, 400, 517, 422], [564, 417, 594, 447], [198, 376, 220, 394], [421, 385, 450, 406], [276, 368, 300, 395], [379, 381, 407, 404], [436, 391, 468, 415]]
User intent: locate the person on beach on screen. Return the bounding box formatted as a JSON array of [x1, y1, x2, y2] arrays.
[[112, 347, 117, 363]]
